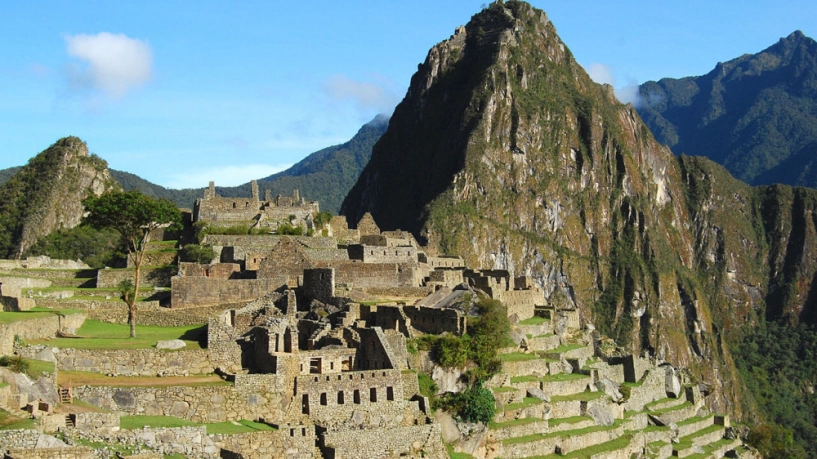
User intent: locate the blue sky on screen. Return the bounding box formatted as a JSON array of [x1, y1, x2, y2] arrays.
[[2, 1, 815, 189]]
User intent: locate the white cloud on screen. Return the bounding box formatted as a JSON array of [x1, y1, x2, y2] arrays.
[[324, 74, 399, 115], [585, 62, 643, 108], [586, 63, 615, 86], [162, 164, 292, 190], [64, 32, 152, 99]]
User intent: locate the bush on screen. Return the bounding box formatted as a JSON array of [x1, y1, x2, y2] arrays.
[[0, 355, 29, 374], [457, 384, 496, 424], [179, 244, 216, 264], [276, 224, 304, 235]]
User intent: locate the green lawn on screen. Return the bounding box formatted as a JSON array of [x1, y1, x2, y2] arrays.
[[518, 316, 549, 325], [540, 372, 588, 382], [503, 397, 543, 411], [120, 416, 275, 435], [27, 320, 207, 350], [0, 308, 82, 324], [488, 417, 542, 429], [549, 391, 604, 402], [0, 408, 37, 430], [498, 352, 540, 362], [446, 444, 473, 459]]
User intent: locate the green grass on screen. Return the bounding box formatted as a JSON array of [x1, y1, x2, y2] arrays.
[[120, 415, 200, 429], [548, 415, 592, 426], [206, 419, 276, 435], [27, 320, 206, 350], [518, 316, 549, 325], [120, 416, 274, 435], [503, 397, 543, 411], [24, 358, 54, 376], [0, 382, 7, 388], [648, 401, 692, 416], [677, 414, 714, 426], [498, 352, 540, 362], [539, 372, 588, 382], [0, 408, 37, 430], [501, 419, 624, 445], [549, 391, 604, 402], [546, 343, 585, 354], [0, 308, 82, 324], [491, 386, 517, 393], [510, 375, 540, 383], [488, 417, 543, 429], [532, 433, 634, 458], [674, 424, 724, 451], [418, 372, 437, 398], [446, 444, 473, 459]]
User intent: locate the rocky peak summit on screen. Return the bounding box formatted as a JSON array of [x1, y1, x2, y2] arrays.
[[343, 0, 817, 418]]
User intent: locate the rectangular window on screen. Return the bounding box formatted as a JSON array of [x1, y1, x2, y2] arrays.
[[338, 391, 345, 405], [387, 387, 394, 401], [370, 387, 378, 403], [354, 389, 361, 404], [320, 393, 327, 406]]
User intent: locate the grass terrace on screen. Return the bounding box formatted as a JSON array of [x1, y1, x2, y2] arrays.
[[517, 316, 549, 326], [549, 391, 604, 402], [498, 352, 540, 362], [501, 419, 624, 445], [119, 416, 274, 435], [27, 320, 207, 350], [0, 408, 36, 430], [0, 308, 83, 324], [547, 415, 592, 427], [546, 343, 585, 354], [673, 424, 724, 451], [488, 417, 543, 429], [533, 433, 634, 458], [503, 397, 543, 411]]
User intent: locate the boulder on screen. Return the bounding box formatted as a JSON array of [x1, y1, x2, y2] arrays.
[[156, 339, 186, 350], [559, 356, 574, 374], [434, 410, 460, 443], [595, 377, 623, 402], [527, 386, 550, 402], [588, 405, 615, 426], [665, 366, 682, 398]]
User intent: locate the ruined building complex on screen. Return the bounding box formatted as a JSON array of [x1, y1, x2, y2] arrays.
[[0, 189, 753, 458], [194, 181, 320, 231]]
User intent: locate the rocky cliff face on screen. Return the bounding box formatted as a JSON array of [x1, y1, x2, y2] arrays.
[[342, 1, 817, 417], [0, 137, 117, 258]]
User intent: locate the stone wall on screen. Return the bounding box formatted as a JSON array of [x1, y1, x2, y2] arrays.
[[322, 424, 445, 459], [97, 266, 175, 289], [70, 425, 219, 458], [5, 446, 96, 459], [0, 313, 85, 356], [214, 428, 316, 459], [17, 346, 215, 377], [348, 244, 418, 264], [498, 290, 538, 321], [73, 412, 120, 433], [73, 384, 284, 424], [34, 299, 222, 327], [0, 257, 90, 270], [405, 305, 465, 335], [0, 429, 39, 450], [171, 277, 287, 308], [302, 268, 335, 303], [315, 262, 419, 289], [178, 262, 241, 279], [361, 286, 435, 298], [1, 296, 35, 312], [0, 276, 52, 298]]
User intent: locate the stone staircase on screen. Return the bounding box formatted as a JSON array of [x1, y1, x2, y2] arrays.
[[477, 328, 745, 459]]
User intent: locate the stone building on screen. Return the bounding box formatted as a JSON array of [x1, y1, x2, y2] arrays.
[[193, 181, 319, 230]]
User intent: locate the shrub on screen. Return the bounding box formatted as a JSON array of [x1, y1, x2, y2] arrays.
[[276, 224, 304, 235], [456, 384, 496, 424], [0, 355, 29, 374]]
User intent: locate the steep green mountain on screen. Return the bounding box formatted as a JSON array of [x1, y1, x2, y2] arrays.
[[0, 137, 118, 258], [0, 166, 21, 185], [342, 1, 817, 449], [108, 169, 203, 209], [637, 30, 817, 187]]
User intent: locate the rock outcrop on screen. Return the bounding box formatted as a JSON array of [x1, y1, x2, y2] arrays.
[[0, 136, 117, 258], [341, 0, 817, 417]]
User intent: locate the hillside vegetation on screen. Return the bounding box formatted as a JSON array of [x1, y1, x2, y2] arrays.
[[638, 30, 817, 188]]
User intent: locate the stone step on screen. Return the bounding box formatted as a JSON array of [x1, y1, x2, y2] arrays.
[[533, 432, 636, 459], [645, 440, 673, 459], [495, 397, 547, 423], [491, 386, 523, 406], [676, 414, 714, 438], [672, 424, 725, 457], [648, 402, 698, 425], [499, 421, 625, 458], [646, 396, 689, 412], [488, 418, 549, 441]]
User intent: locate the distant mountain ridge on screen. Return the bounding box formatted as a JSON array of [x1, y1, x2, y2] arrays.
[[637, 30, 817, 187], [0, 116, 387, 213]]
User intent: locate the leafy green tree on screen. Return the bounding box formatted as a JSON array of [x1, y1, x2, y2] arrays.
[[82, 190, 181, 337]]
